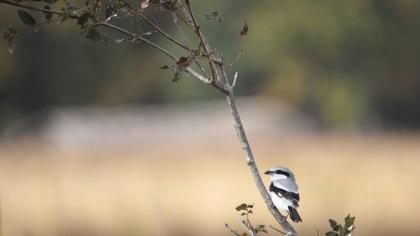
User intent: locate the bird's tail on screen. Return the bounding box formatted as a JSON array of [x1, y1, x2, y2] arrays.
[[288, 206, 302, 223]]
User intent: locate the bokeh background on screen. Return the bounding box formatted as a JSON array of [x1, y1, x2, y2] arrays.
[[1, 0, 420, 235]]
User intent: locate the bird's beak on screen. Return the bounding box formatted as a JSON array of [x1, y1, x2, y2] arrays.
[[265, 170, 274, 175]]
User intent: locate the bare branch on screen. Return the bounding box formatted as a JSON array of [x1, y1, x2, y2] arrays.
[[226, 90, 297, 236], [182, 2, 298, 234], [218, 56, 297, 235]]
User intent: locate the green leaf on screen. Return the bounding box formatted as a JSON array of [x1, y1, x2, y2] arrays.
[[328, 219, 339, 230], [86, 28, 101, 42], [44, 0, 58, 3], [255, 225, 267, 233], [43, 5, 53, 20], [235, 203, 248, 211], [344, 215, 355, 229], [17, 10, 36, 26]]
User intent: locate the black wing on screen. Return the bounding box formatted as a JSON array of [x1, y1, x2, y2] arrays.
[[269, 182, 300, 207]]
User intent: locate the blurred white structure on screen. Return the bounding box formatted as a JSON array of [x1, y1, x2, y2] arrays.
[[42, 97, 316, 149]]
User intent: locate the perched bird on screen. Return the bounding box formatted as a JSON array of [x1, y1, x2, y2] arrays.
[[265, 167, 302, 223]]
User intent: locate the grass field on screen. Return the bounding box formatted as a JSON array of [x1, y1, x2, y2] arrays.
[[0, 133, 419, 236]]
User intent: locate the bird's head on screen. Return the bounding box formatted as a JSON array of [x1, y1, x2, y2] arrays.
[[264, 166, 295, 181]]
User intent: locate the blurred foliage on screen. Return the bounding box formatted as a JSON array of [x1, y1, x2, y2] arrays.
[[1, 0, 420, 129], [225, 203, 269, 235], [326, 215, 356, 236]]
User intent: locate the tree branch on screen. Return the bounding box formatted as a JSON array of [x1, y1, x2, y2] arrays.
[[226, 90, 297, 236], [184, 0, 231, 99], [219, 62, 298, 235], [181, 1, 298, 234], [0, 0, 230, 94], [94, 22, 230, 95]]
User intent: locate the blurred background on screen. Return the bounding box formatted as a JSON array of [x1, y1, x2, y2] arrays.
[[1, 0, 420, 235]]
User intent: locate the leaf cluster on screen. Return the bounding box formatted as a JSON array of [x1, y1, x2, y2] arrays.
[[235, 203, 254, 216], [326, 215, 356, 236], [226, 203, 268, 236]]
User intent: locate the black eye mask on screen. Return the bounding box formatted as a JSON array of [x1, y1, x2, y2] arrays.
[[275, 169, 290, 177]]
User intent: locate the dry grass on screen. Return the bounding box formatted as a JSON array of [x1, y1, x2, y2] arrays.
[[0, 133, 419, 236]]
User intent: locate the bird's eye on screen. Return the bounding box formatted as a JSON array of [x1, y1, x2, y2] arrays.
[[275, 170, 290, 177]]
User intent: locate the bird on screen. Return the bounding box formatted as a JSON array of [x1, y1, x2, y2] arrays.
[[265, 166, 302, 223]]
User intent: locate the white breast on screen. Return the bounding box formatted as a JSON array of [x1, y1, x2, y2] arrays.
[[270, 192, 295, 212]]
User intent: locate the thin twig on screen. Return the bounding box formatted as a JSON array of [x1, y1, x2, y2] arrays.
[[184, 0, 219, 83], [313, 226, 320, 236], [230, 49, 243, 67], [270, 225, 287, 235], [231, 71, 238, 88], [122, 0, 190, 51], [245, 213, 256, 236], [193, 56, 210, 78], [172, 8, 194, 30], [240, 220, 256, 236], [184, 0, 210, 53], [171, 12, 209, 78], [95, 22, 177, 60], [93, 22, 230, 95], [171, 11, 192, 49], [126, 1, 212, 80], [224, 223, 241, 236]]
